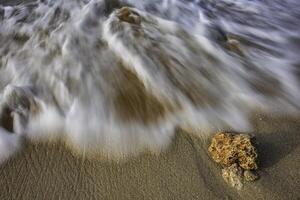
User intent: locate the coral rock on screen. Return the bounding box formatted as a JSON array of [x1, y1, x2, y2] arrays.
[[221, 163, 243, 190], [209, 132, 259, 189], [208, 132, 258, 170], [244, 170, 259, 182], [208, 132, 236, 167]]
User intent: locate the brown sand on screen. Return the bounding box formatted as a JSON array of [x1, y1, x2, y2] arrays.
[[0, 114, 299, 200]]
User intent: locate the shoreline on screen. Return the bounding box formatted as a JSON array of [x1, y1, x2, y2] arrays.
[[0, 113, 299, 199]]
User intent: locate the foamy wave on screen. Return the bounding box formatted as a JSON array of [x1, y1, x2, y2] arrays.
[[0, 0, 299, 162]]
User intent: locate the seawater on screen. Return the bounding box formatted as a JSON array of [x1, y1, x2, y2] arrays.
[[0, 0, 299, 161]]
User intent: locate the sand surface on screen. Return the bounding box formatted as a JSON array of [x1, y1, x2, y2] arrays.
[[0, 114, 299, 200]]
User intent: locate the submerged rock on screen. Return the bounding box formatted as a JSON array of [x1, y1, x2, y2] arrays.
[[0, 85, 41, 134], [116, 7, 141, 25], [3, 85, 39, 116], [225, 36, 244, 56], [208, 132, 259, 189]]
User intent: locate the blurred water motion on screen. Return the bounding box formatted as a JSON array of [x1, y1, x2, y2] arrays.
[[0, 0, 299, 160]]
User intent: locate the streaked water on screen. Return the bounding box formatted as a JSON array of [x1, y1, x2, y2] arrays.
[[0, 0, 299, 160]]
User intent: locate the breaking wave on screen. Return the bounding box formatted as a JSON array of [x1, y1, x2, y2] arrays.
[[0, 0, 299, 161]]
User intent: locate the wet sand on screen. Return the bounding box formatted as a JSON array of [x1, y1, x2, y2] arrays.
[[0, 114, 299, 200]]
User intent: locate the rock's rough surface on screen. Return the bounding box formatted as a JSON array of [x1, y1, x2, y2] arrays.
[[208, 132, 259, 189], [221, 163, 243, 190], [208, 132, 236, 167], [243, 170, 259, 182], [233, 134, 258, 170], [208, 132, 258, 170]]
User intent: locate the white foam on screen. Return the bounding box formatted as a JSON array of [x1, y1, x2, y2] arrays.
[[0, 128, 21, 163], [0, 0, 299, 162]]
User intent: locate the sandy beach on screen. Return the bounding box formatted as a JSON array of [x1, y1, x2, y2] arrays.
[[0, 114, 299, 200]]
